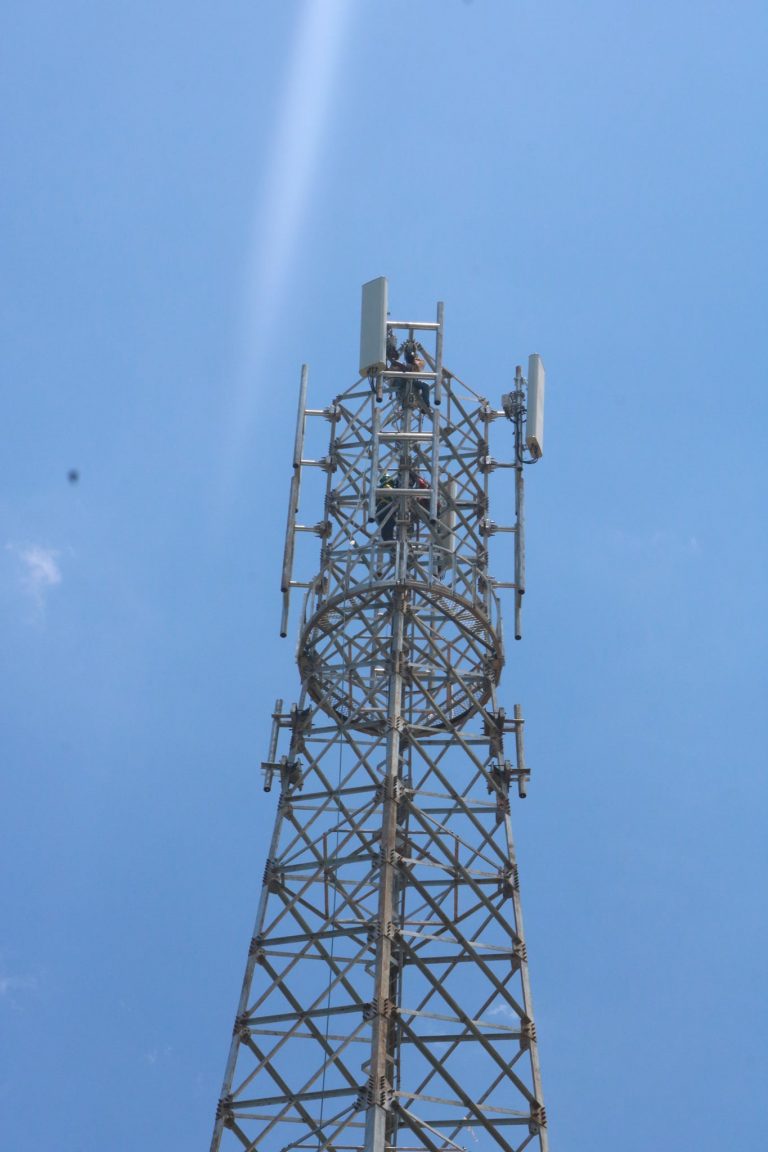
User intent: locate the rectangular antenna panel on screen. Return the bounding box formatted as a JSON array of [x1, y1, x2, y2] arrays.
[[359, 276, 388, 374], [526, 353, 545, 459]]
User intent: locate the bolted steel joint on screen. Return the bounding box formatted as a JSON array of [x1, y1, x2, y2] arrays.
[[233, 1012, 250, 1038], [365, 1074, 392, 1108], [512, 940, 528, 970], [216, 1094, 234, 1123], [520, 1017, 537, 1049], [530, 1104, 547, 1133]]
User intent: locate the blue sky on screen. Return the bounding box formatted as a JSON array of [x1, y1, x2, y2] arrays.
[[1, 1, 767, 1148]]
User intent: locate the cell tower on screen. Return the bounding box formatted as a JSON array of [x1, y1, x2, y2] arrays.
[[211, 279, 549, 1152]]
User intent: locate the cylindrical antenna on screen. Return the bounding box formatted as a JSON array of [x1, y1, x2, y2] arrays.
[[429, 407, 441, 524], [513, 366, 526, 641], [433, 301, 444, 406], [515, 464, 526, 640], [514, 704, 527, 798], [262, 699, 283, 792], [279, 364, 309, 637], [279, 590, 290, 639], [368, 403, 381, 523]]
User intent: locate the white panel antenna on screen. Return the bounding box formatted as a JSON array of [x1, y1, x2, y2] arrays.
[[359, 276, 388, 375], [526, 353, 545, 459]]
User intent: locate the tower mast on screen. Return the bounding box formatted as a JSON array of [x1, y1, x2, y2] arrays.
[[211, 278, 549, 1152]]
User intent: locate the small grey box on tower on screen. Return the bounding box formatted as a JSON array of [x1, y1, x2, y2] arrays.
[[359, 276, 388, 375], [526, 353, 545, 459]]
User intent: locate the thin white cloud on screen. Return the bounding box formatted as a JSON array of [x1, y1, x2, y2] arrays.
[[6, 543, 62, 612], [488, 1002, 517, 1019], [0, 972, 39, 1011], [0, 974, 37, 995], [611, 528, 702, 558]]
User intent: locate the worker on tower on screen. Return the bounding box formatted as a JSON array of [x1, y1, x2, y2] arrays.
[[403, 338, 431, 413], [386, 329, 401, 367], [375, 470, 430, 542], [402, 338, 425, 372], [375, 472, 398, 541], [384, 331, 431, 415]]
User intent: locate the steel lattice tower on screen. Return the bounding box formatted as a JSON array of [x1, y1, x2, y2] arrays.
[[211, 279, 549, 1152]]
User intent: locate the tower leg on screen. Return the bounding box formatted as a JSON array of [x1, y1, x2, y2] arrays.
[[365, 589, 405, 1152]]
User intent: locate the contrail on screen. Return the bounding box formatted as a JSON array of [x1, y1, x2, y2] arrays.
[[224, 0, 353, 481]]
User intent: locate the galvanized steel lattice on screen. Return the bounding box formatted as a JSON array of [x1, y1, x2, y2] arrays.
[[210, 284, 549, 1152]]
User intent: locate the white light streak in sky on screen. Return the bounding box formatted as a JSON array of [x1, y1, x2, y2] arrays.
[[226, 0, 353, 474]]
